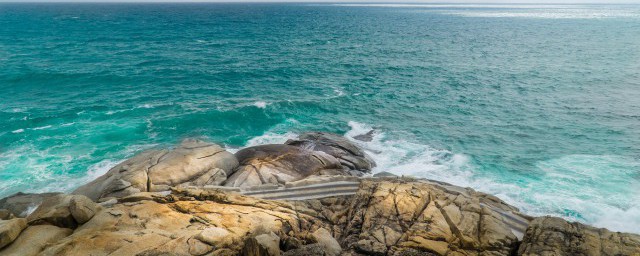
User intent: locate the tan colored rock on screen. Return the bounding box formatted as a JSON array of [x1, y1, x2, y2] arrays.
[[311, 228, 341, 256], [9, 178, 640, 256], [27, 194, 77, 228], [0, 218, 27, 249], [195, 226, 238, 248], [286, 132, 376, 173], [0, 209, 14, 220], [340, 179, 520, 256], [0, 225, 72, 256], [224, 144, 342, 188], [242, 232, 281, 256], [518, 217, 640, 256], [69, 195, 99, 224], [73, 139, 238, 201]]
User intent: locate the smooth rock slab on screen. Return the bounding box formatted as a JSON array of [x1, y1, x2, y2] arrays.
[[286, 132, 376, 172], [224, 144, 342, 188], [0, 218, 27, 249], [73, 139, 238, 201], [0, 225, 72, 256]]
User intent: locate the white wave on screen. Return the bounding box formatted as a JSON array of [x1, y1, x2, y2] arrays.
[[32, 125, 52, 130], [253, 101, 269, 109], [11, 129, 24, 134], [345, 121, 480, 187], [343, 121, 640, 233], [440, 8, 640, 19], [20, 204, 39, 218]]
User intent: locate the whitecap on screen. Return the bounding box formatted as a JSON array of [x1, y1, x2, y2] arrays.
[[11, 129, 24, 134], [253, 101, 268, 109], [32, 125, 52, 130]]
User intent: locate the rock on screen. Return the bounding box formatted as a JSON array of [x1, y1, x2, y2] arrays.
[[7, 178, 640, 256], [311, 228, 341, 256], [195, 226, 237, 248], [0, 210, 14, 220], [0, 192, 61, 217], [518, 216, 640, 256], [73, 139, 238, 201], [373, 171, 397, 178], [340, 179, 520, 255], [286, 132, 376, 172], [69, 195, 99, 224], [0, 225, 72, 256], [224, 144, 342, 188], [242, 232, 281, 256], [0, 218, 27, 249], [27, 194, 77, 228], [282, 244, 328, 256], [352, 130, 375, 142]]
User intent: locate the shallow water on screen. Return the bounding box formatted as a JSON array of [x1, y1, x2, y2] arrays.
[[0, 3, 639, 233]]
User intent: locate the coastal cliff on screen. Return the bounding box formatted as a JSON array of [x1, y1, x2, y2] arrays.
[[1, 132, 639, 256]]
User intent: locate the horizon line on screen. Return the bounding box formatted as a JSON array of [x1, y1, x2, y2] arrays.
[[1, 1, 639, 3]]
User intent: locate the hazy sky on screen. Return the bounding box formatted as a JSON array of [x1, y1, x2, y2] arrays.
[[1, 0, 639, 3], [2, 0, 640, 3]]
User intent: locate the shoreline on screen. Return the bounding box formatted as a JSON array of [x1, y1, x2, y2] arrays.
[[1, 131, 639, 255]]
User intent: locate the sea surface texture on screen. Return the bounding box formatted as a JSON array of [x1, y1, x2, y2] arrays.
[[0, 3, 639, 233]]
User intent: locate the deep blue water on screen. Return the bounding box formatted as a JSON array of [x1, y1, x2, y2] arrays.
[[0, 3, 639, 232]]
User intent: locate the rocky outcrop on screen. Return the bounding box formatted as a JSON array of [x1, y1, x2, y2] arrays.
[[224, 144, 344, 188], [518, 217, 640, 256], [26, 194, 99, 229], [73, 139, 238, 201], [286, 132, 376, 173], [1, 134, 639, 255]]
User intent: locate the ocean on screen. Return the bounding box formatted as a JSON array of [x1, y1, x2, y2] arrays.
[[0, 3, 639, 233]]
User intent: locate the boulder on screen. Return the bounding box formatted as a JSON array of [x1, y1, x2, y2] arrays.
[[195, 226, 238, 248], [26, 194, 97, 228], [282, 244, 328, 256], [286, 132, 376, 172], [69, 195, 99, 224], [0, 210, 14, 220], [0, 225, 72, 256], [73, 139, 238, 201], [242, 232, 281, 256], [0, 192, 61, 217], [27, 194, 77, 228], [311, 228, 341, 256], [224, 144, 342, 188], [518, 217, 640, 256], [0, 218, 27, 249]]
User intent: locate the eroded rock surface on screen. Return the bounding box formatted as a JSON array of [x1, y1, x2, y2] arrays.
[[518, 217, 640, 256], [2, 178, 640, 255], [73, 139, 238, 201]]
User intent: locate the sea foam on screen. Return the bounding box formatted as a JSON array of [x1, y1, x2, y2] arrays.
[[242, 121, 640, 233]]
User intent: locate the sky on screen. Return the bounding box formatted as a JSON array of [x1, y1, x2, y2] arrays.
[[1, 0, 639, 3]]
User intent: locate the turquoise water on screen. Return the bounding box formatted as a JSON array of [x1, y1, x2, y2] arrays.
[[1, 3, 639, 233]]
